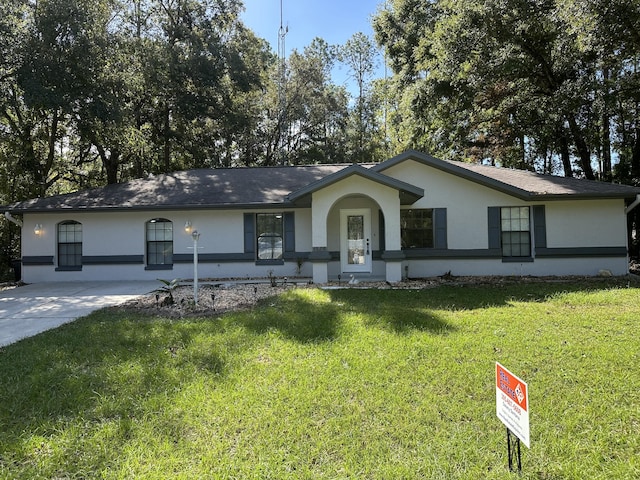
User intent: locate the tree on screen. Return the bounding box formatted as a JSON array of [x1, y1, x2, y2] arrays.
[[0, 0, 32, 273], [213, 29, 275, 167], [372, 0, 611, 178], [339, 32, 381, 162], [131, 0, 255, 172], [373, 0, 476, 160], [275, 38, 349, 165], [15, 0, 131, 186], [564, 0, 640, 183]]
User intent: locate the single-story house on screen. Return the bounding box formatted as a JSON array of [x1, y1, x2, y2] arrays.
[[4, 150, 640, 284]]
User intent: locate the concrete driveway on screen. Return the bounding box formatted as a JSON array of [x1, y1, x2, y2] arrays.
[[0, 281, 158, 347]]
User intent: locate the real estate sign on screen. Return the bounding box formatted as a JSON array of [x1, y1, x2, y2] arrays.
[[496, 362, 530, 448]]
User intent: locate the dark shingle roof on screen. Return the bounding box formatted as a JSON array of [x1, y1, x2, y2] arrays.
[[4, 165, 348, 213], [4, 150, 639, 214]]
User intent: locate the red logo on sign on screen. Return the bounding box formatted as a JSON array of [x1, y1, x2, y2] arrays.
[[496, 363, 528, 411]]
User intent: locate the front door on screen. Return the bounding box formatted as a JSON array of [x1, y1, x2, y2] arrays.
[[340, 208, 372, 273]]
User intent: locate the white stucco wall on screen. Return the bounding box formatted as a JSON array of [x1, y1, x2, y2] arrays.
[[544, 200, 627, 248], [22, 214, 57, 258], [23, 210, 246, 258], [404, 256, 630, 278], [311, 175, 401, 250], [20, 208, 314, 283]]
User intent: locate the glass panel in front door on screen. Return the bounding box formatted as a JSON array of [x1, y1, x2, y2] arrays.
[[347, 215, 365, 265]]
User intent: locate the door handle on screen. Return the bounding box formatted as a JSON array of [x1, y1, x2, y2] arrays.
[[366, 239, 370, 255]]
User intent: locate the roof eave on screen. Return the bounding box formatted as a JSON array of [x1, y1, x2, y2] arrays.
[[4, 201, 299, 214], [528, 193, 639, 201]]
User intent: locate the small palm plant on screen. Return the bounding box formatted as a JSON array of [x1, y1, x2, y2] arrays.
[[157, 278, 181, 305]]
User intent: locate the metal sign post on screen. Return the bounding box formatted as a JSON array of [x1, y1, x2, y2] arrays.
[[507, 428, 522, 473]]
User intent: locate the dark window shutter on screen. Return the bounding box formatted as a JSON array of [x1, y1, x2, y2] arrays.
[[244, 213, 255, 254], [379, 209, 386, 251], [488, 207, 501, 250], [284, 212, 295, 253], [533, 205, 547, 249], [434, 208, 447, 249]]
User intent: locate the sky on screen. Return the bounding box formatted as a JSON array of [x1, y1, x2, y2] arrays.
[[240, 0, 386, 89]]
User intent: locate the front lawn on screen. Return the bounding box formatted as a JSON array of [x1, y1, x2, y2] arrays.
[[0, 281, 638, 479]]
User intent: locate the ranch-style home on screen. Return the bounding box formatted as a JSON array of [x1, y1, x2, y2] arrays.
[[4, 150, 640, 284]]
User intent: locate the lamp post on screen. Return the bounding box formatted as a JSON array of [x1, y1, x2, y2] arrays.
[[192, 230, 200, 305]]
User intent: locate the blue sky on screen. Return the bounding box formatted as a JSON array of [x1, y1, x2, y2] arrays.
[[241, 0, 382, 54], [241, 0, 386, 89]]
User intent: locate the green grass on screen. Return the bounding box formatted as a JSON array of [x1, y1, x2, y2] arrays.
[[0, 281, 639, 479]]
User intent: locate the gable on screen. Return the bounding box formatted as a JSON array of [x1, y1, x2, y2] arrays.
[[377, 158, 524, 208], [287, 164, 424, 207]]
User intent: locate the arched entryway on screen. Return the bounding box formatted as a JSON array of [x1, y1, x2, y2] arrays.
[[289, 164, 423, 283], [310, 185, 403, 283]]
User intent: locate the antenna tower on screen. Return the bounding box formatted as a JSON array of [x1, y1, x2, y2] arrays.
[[277, 0, 288, 165]]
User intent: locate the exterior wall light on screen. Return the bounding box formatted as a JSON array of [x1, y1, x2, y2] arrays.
[[34, 224, 43, 236], [184, 221, 192, 233]]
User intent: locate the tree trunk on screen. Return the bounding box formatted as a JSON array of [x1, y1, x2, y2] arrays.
[[44, 111, 59, 183], [601, 68, 612, 181], [519, 132, 527, 170], [558, 130, 573, 177], [566, 116, 595, 180], [133, 105, 145, 178], [95, 142, 120, 185], [163, 106, 171, 173], [602, 114, 612, 181], [632, 126, 640, 181]]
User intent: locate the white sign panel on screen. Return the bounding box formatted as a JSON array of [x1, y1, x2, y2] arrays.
[[496, 362, 530, 448]]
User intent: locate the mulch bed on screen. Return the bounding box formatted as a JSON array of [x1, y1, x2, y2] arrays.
[[116, 273, 640, 318]]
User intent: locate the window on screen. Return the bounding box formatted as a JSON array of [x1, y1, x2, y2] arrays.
[[401, 209, 434, 248], [146, 218, 173, 266], [244, 212, 294, 263], [256, 213, 283, 260], [501, 207, 530, 257], [58, 221, 82, 268]]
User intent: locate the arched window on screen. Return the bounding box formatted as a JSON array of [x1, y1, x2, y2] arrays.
[[58, 221, 82, 268], [146, 218, 173, 267]]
